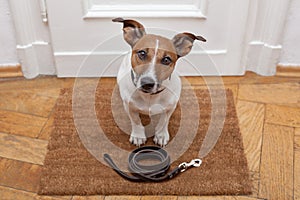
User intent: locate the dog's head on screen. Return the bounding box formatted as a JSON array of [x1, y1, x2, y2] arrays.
[[113, 18, 206, 94]]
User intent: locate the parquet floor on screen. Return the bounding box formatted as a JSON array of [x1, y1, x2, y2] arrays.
[[0, 72, 299, 200]]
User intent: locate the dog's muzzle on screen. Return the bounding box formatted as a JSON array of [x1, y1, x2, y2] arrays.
[[131, 69, 165, 95], [140, 77, 155, 93]]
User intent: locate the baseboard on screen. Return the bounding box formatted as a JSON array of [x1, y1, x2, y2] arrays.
[[276, 65, 300, 77], [0, 65, 23, 78]]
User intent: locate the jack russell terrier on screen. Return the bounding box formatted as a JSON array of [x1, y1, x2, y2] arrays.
[[113, 18, 206, 146]]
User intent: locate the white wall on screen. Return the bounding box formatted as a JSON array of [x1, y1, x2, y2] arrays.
[[279, 0, 300, 67], [0, 0, 19, 67]]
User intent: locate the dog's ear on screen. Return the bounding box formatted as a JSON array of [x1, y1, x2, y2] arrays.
[[112, 18, 146, 47], [172, 32, 206, 57]]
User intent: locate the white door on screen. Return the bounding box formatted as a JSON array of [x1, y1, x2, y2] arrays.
[[46, 0, 250, 77]]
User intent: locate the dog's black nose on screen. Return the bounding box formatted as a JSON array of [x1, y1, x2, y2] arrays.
[[141, 77, 155, 91]]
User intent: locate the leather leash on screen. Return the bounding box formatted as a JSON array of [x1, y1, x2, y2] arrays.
[[104, 146, 202, 182]]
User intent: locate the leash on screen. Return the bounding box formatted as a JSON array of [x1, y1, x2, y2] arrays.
[[104, 146, 202, 182]]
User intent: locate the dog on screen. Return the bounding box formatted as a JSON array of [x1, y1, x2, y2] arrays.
[[113, 18, 206, 146]]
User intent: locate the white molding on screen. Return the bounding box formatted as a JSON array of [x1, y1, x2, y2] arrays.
[[16, 41, 56, 78], [53, 50, 230, 77], [243, 0, 292, 76], [0, 63, 20, 67], [247, 41, 282, 75], [83, 0, 207, 19], [277, 63, 300, 67], [249, 41, 282, 50], [16, 41, 49, 49], [54, 49, 227, 56], [8, 0, 55, 78]]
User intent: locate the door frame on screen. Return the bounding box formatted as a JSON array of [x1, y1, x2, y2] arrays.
[[8, 0, 55, 78], [241, 0, 292, 75], [9, 0, 291, 78]]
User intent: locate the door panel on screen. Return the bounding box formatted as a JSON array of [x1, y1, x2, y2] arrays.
[[83, 0, 207, 18], [46, 0, 250, 76]]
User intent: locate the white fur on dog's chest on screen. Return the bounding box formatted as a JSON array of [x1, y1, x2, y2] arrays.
[[129, 90, 179, 115]]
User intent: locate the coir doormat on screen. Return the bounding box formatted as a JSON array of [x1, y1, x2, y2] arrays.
[[38, 79, 252, 196]]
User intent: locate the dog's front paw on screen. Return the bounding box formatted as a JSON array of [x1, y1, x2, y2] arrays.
[[153, 132, 169, 146], [130, 125, 147, 146], [130, 135, 147, 146]]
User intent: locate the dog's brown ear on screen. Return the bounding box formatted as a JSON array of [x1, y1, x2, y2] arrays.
[[172, 32, 206, 57], [112, 18, 146, 47]]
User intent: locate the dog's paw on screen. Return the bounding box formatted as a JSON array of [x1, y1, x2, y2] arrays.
[[153, 132, 169, 147], [130, 135, 147, 146], [130, 125, 146, 146]]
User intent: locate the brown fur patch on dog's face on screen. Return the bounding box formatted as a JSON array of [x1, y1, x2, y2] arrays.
[[131, 34, 178, 82]]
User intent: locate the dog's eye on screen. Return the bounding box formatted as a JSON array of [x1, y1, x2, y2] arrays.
[[161, 56, 172, 65], [137, 50, 147, 60]]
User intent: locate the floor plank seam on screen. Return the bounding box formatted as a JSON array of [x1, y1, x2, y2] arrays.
[[0, 155, 45, 167], [238, 78, 300, 85], [236, 83, 240, 103], [257, 103, 267, 199], [37, 98, 59, 139], [236, 99, 266, 105], [35, 92, 60, 99], [266, 102, 300, 107], [104, 196, 142, 200], [0, 131, 48, 143], [293, 127, 296, 200], [0, 184, 38, 194], [37, 120, 50, 139], [236, 98, 300, 107], [264, 122, 299, 129], [0, 108, 49, 119], [0, 77, 24, 83]]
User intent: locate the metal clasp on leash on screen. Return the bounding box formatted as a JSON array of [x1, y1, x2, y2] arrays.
[[178, 159, 202, 172]]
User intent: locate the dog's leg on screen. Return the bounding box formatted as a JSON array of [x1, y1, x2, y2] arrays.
[[127, 105, 147, 146], [153, 108, 175, 146]]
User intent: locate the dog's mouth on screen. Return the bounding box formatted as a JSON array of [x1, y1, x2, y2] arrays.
[[138, 84, 165, 95], [139, 87, 152, 93]]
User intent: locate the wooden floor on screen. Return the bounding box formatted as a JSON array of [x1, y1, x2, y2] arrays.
[[0, 72, 299, 200]]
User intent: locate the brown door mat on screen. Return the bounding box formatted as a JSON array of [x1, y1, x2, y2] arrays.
[[38, 80, 252, 196]]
